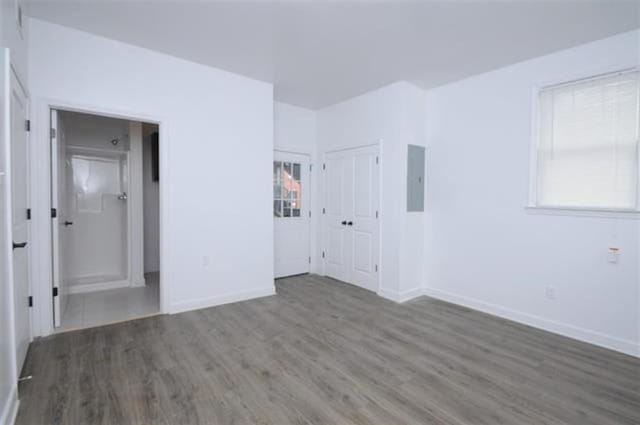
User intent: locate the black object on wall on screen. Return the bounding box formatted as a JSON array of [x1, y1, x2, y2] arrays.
[[151, 132, 159, 182]]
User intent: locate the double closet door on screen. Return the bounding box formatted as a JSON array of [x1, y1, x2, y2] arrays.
[[323, 145, 379, 292]]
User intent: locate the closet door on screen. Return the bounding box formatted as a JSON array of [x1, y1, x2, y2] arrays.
[[324, 150, 351, 283], [348, 146, 379, 291], [323, 145, 379, 291]]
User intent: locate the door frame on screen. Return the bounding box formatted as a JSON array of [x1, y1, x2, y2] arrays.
[[321, 142, 381, 293], [30, 98, 169, 337], [273, 149, 312, 278]]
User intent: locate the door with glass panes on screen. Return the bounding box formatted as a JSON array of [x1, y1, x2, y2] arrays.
[[273, 151, 310, 278]]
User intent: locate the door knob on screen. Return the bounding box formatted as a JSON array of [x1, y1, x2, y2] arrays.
[[347, 221, 353, 226], [12, 241, 27, 250], [64, 221, 73, 226], [341, 220, 347, 225]]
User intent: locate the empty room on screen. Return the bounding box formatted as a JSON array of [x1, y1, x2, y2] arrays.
[[0, 1, 638, 424]]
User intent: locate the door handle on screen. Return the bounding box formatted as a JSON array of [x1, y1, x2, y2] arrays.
[[341, 220, 347, 225], [12, 241, 27, 250], [64, 221, 73, 226], [347, 221, 353, 226]]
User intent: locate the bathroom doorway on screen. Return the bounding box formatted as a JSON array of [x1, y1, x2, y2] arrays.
[[50, 110, 160, 331]]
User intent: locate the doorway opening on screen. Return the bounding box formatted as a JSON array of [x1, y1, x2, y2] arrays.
[[50, 110, 160, 331]]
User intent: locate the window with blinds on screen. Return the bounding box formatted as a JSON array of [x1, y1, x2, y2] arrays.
[[535, 70, 639, 211]]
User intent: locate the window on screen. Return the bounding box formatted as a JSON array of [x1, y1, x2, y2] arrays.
[[534, 70, 639, 211], [274, 161, 302, 217]]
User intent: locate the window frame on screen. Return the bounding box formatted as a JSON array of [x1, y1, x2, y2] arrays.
[[527, 67, 640, 218]]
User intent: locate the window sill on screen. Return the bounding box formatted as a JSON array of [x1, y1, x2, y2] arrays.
[[525, 206, 640, 219]]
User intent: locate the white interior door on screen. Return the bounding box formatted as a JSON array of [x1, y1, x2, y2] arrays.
[[323, 145, 379, 292], [10, 69, 31, 372], [50, 109, 64, 327], [324, 150, 350, 282], [274, 151, 310, 278], [349, 148, 379, 291]]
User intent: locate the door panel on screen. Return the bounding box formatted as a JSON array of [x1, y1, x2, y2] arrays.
[[324, 152, 350, 282], [323, 145, 379, 292], [274, 151, 310, 278], [349, 148, 379, 291], [10, 69, 30, 373], [50, 109, 62, 326]]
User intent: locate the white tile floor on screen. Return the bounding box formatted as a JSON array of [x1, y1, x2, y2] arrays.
[[59, 272, 160, 332]]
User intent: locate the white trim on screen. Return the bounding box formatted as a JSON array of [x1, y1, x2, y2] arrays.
[[0, 385, 19, 425], [169, 286, 276, 314], [423, 286, 640, 358], [30, 97, 169, 337], [66, 279, 130, 294], [525, 205, 640, 219], [378, 286, 423, 303]]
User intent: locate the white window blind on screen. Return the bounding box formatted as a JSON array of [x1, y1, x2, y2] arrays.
[[536, 70, 639, 210]]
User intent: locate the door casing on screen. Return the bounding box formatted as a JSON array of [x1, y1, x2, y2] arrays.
[[29, 99, 168, 337]]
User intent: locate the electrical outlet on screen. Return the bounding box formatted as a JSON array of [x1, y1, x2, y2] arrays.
[[545, 285, 556, 300]]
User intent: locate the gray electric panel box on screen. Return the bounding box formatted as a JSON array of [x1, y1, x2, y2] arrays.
[[407, 144, 425, 212]]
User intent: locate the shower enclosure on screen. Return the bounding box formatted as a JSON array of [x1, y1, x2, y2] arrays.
[[62, 148, 129, 289]]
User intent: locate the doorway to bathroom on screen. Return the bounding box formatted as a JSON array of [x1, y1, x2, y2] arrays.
[[50, 110, 160, 331]]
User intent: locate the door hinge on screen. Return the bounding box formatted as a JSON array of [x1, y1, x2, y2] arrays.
[[50, 128, 56, 139], [375, 210, 378, 219], [25, 120, 31, 132], [308, 211, 311, 218], [376, 156, 379, 165], [322, 251, 325, 259], [51, 208, 57, 218], [322, 163, 326, 170], [53, 287, 59, 297], [28, 296, 33, 307], [322, 207, 325, 214], [375, 265, 378, 272], [26, 208, 31, 220], [309, 164, 313, 172], [308, 256, 311, 264]]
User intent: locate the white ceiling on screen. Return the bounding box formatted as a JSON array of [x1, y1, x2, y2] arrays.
[[25, 1, 639, 109]]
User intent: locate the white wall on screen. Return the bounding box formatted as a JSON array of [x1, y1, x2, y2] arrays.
[[423, 30, 640, 357], [142, 123, 160, 273], [316, 82, 426, 301], [274, 101, 316, 154], [28, 18, 275, 335]]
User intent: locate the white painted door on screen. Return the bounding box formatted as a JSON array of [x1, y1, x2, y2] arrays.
[[324, 150, 350, 282], [50, 109, 65, 326], [323, 145, 379, 292], [274, 151, 310, 278], [10, 69, 31, 372]]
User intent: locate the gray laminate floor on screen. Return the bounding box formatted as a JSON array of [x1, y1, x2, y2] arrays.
[[15, 274, 640, 425]]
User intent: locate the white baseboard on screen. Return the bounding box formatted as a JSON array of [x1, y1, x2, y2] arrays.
[[423, 286, 640, 358], [169, 286, 276, 314], [378, 286, 424, 303], [0, 386, 19, 425], [67, 279, 130, 294]]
